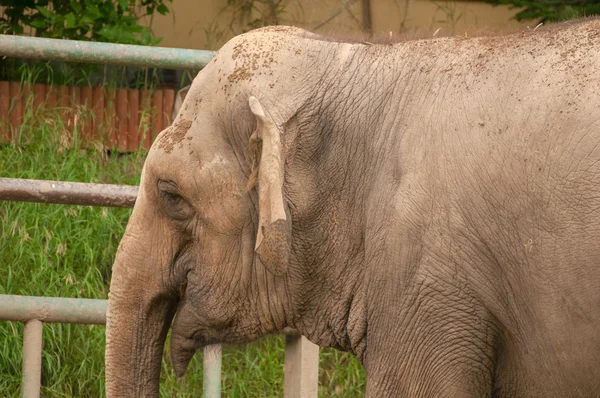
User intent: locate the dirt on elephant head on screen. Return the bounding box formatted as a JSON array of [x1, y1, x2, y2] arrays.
[[157, 119, 193, 154]]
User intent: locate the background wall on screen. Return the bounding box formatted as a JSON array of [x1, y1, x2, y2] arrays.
[[147, 0, 525, 50]]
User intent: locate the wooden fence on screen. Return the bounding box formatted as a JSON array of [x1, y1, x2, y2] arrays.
[[0, 81, 178, 151]]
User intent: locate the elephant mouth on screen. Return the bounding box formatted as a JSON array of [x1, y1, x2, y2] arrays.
[[169, 323, 233, 376], [170, 329, 206, 377]]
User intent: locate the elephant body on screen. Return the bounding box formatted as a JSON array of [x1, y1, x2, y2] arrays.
[[106, 20, 600, 396]]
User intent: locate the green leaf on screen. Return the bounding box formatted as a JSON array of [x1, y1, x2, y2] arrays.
[[29, 19, 48, 29], [69, 0, 82, 13], [8, 23, 24, 34], [117, 0, 128, 11], [64, 12, 76, 29], [80, 15, 94, 26], [157, 4, 169, 15], [35, 6, 53, 19], [125, 24, 144, 33], [84, 3, 101, 19], [53, 13, 65, 24], [95, 26, 114, 40], [140, 29, 152, 45]]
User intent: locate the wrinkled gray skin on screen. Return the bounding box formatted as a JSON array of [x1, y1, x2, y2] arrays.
[[106, 19, 600, 397]]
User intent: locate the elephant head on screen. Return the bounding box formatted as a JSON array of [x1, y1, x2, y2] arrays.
[[105, 26, 368, 395]]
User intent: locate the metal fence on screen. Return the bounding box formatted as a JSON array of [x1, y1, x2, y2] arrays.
[[0, 35, 320, 397], [0, 295, 107, 397], [0, 178, 320, 397]]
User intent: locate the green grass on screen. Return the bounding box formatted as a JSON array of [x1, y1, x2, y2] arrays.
[[0, 98, 366, 396]]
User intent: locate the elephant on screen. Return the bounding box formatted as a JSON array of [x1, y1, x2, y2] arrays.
[[106, 19, 600, 397]]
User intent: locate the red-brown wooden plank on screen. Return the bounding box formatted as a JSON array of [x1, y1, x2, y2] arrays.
[[69, 86, 81, 141], [21, 83, 32, 112], [9, 82, 23, 139], [32, 84, 46, 109], [70, 86, 81, 107], [46, 85, 57, 107], [151, 90, 163, 145], [80, 86, 93, 142], [58, 86, 69, 107], [0, 82, 10, 142], [93, 86, 105, 144], [116, 88, 128, 152], [127, 89, 140, 151], [58, 86, 70, 131], [104, 88, 116, 149], [162, 89, 175, 130], [140, 89, 152, 150]]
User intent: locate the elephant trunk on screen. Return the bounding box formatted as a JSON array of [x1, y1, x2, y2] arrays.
[[105, 231, 177, 396]]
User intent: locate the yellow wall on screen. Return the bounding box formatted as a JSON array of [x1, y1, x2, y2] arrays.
[[147, 1, 525, 50]]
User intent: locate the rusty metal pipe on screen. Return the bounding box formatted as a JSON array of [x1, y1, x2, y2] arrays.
[[0, 178, 138, 208], [0, 34, 214, 70], [22, 319, 43, 398], [0, 295, 107, 324]]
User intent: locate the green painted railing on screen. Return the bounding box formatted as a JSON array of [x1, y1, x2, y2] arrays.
[[0, 34, 215, 69]]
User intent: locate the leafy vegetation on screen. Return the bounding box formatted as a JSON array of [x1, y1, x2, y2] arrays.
[[477, 0, 600, 22], [0, 1, 178, 91], [0, 91, 365, 396], [0, 0, 171, 45]]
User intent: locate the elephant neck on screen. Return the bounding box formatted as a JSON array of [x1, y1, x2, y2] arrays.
[[285, 85, 401, 359], [281, 46, 416, 356]]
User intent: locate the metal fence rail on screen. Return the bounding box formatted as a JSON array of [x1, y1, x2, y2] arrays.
[[0, 294, 106, 324], [0, 34, 215, 70], [0, 178, 319, 397], [0, 177, 138, 208]]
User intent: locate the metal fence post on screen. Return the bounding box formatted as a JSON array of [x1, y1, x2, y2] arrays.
[[22, 319, 43, 398], [202, 344, 222, 398], [284, 335, 319, 398]]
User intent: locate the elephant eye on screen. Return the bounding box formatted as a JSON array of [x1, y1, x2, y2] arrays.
[[162, 190, 183, 205], [158, 180, 195, 222]]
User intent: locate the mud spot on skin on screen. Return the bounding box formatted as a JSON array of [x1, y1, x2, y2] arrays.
[[158, 119, 193, 154], [228, 66, 254, 83], [254, 26, 301, 35], [226, 38, 279, 87]]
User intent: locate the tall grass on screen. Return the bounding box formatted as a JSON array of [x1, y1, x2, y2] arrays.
[[0, 88, 366, 396]]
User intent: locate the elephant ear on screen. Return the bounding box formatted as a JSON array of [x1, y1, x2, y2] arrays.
[[248, 96, 291, 276]]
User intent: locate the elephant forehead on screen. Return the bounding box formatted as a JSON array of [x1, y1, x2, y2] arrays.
[[210, 29, 315, 95], [155, 118, 194, 154], [226, 38, 279, 84], [146, 131, 238, 185]]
